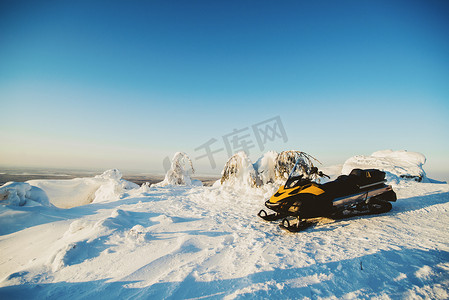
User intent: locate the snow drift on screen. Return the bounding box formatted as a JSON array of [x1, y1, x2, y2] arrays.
[[342, 150, 428, 182], [0, 182, 52, 207], [1, 169, 138, 209]]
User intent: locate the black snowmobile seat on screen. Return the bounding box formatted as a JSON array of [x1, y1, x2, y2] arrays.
[[321, 169, 386, 199], [321, 175, 358, 199], [349, 169, 385, 187]]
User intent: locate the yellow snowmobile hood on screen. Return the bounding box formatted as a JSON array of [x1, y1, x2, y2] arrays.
[[269, 182, 325, 204]]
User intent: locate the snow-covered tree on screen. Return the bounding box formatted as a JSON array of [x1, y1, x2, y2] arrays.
[[155, 152, 202, 187], [219, 150, 320, 188], [220, 151, 261, 187], [274, 150, 320, 181], [254, 151, 278, 185]]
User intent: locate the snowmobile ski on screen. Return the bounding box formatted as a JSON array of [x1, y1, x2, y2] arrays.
[[279, 218, 316, 233], [257, 209, 287, 221]]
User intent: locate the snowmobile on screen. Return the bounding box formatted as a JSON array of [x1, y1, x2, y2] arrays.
[[258, 159, 396, 232]]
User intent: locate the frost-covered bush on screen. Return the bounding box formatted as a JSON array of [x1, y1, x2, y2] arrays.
[[342, 150, 428, 182], [155, 152, 202, 187], [220, 151, 261, 187]]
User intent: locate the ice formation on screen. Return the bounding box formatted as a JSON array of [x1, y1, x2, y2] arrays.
[[154, 152, 202, 187]]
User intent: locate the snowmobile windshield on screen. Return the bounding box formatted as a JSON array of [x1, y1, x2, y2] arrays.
[[285, 176, 310, 188], [286, 177, 300, 188], [288, 157, 312, 180]]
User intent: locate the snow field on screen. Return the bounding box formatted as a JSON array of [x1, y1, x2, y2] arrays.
[[0, 150, 448, 299], [1, 181, 448, 299]]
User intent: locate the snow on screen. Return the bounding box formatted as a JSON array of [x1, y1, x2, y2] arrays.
[[273, 150, 320, 181], [24, 169, 139, 208], [1, 151, 449, 299], [342, 150, 430, 183], [218, 151, 261, 187], [254, 151, 278, 185], [218, 150, 321, 188], [0, 182, 52, 207], [154, 152, 202, 187]]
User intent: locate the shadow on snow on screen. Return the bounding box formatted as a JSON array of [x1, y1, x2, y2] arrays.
[[1, 247, 448, 299]]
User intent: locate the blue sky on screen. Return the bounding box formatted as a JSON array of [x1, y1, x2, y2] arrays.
[[1, 0, 448, 179]]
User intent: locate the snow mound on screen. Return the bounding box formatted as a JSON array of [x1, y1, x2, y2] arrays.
[[0, 182, 52, 207], [154, 152, 202, 187], [219, 151, 261, 187], [95, 168, 123, 181], [26, 169, 139, 208], [342, 150, 428, 182]]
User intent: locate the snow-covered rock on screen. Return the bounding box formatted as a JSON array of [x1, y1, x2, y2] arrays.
[[342, 150, 428, 182]]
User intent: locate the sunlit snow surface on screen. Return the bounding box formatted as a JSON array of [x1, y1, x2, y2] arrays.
[[1, 152, 449, 299]]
